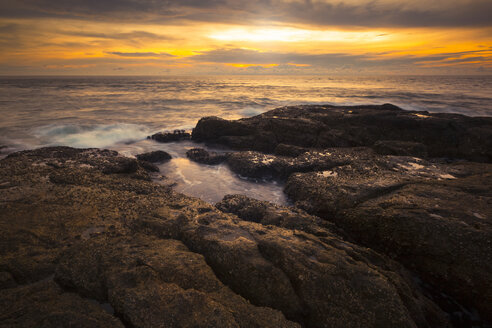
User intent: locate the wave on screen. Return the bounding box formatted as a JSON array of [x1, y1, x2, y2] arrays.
[[34, 123, 151, 149]]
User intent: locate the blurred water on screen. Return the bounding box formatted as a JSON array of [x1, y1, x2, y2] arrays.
[[0, 75, 490, 203]]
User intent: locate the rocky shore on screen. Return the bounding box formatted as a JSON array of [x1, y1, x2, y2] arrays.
[[1, 104, 491, 327]]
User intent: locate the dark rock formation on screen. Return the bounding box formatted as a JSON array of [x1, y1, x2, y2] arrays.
[[186, 148, 228, 165], [0, 279, 124, 327], [149, 130, 191, 143], [192, 104, 492, 162], [283, 151, 492, 322], [136, 150, 172, 163], [190, 104, 492, 324], [0, 146, 451, 327]]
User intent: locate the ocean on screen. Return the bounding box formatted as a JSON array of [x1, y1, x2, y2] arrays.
[[1, 75, 491, 203]]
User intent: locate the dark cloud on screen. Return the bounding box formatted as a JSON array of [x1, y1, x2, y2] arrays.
[[106, 51, 175, 57], [190, 47, 492, 69], [62, 30, 177, 41], [1, 0, 491, 27]]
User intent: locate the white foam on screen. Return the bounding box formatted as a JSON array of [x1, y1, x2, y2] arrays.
[[34, 123, 151, 149]]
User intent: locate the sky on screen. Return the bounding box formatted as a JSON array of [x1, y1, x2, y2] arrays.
[[0, 0, 491, 75]]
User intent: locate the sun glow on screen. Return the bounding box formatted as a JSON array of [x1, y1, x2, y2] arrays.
[[209, 27, 391, 43]]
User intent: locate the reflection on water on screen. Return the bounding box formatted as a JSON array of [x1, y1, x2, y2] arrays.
[[114, 140, 288, 205]]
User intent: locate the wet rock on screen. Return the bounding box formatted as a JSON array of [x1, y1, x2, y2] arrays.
[[192, 117, 254, 143], [137, 160, 160, 172], [136, 150, 172, 163], [225, 148, 365, 180], [373, 140, 428, 157], [201, 197, 449, 328], [0, 271, 17, 289], [186, 148, 228, 165], [0, 146, 450, 328], [284, 153, 492, 321], [56, 235, 296, 328], [149, 130, 191, 143], [0, 280, 124, 327], [274, 144, 309, 157], [192, 104, 492, 162], [101, 156, 139, 174], [216, 194, 338, 239]]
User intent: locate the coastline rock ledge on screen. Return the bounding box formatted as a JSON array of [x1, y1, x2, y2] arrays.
[[1, 104, 491, 327]]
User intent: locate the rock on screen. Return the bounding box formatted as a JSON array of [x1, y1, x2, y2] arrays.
[[0, 279, 124, 327], [216, 194, 339, 238], [192, 104, 492, 162], [186, 148, 228, 165], [137, 160, 160, 172], [190, 104, 492, 323], [0, 146, 450, 327], [55, 235, 296, 328], [284, 151, 492, 321], [373, 140, 428, 157], [101, 156, 139, 174], [225, 148, 366, 180], [192, 117, 254, 143], [213, 195, 449, 327], [149, 130, 191, 143], [136, 150, 172, 163], [274, 144, 309, 157], [0, 271, 17, 289]]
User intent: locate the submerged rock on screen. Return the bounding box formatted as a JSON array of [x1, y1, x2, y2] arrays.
[[0, 146, 450, 327], [186, 148, 228, 165], [136, 150, 172, 163], [149, 130, 191, 143]]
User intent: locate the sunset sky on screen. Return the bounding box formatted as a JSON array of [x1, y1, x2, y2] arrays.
[[0, 0, 491, 75]]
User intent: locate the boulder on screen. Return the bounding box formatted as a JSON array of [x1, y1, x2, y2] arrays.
[[149, 130, 191, 143], [192, 104, 492, 162], [136, 150, 172, 163], [186, 148, 228, 165]]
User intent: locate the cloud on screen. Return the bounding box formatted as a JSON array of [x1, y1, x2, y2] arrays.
[[62, 30, 177, 41], [106, 51, 176, 57], [190, 47, 492, 69], [1, 0, 491, 28]]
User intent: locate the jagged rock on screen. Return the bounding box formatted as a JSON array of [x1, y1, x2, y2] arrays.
[[225, 148, 368, 180], [191, 104, 492, 324], [373, 140, 428, 157], [0, 146, 450, 327], [149, 130, 191, 143], [216, 194, 338, 239], [274, 144, 309, 157], [192, 104, 492, 162], [186, 148, 228, 165], [0, 271, 16, 289], [137, 160, 160, 172], [213, 194, 449, 327], [136, 150, 172, 163], [284, 152, 492, 321], [55, 235, 297, 328], [0, 279, 124, 327]]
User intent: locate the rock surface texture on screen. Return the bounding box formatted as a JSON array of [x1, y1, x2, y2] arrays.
[[2, 104, 491, 327], [192, 104, 492, 326], [1, 146, 451, 327], [192, 104, 492, 162]]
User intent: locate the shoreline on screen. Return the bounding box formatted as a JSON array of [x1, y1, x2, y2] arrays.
[[1, 104, 491, 327]]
